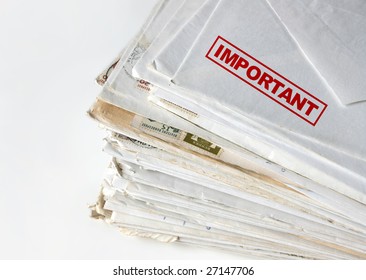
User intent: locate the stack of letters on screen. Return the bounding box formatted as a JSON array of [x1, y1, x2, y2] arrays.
[[88, 0, 366, 259]]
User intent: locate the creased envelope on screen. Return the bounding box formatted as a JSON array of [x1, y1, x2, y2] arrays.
[[133, 0, 366, 204]]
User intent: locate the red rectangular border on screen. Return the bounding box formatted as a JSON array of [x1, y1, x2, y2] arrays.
[[205, 36, 328, 126]]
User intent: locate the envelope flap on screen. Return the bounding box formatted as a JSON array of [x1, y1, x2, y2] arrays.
[[266, 0, 366, 105]]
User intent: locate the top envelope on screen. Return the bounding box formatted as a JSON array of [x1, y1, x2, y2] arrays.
[[151, 0, 366, 199]]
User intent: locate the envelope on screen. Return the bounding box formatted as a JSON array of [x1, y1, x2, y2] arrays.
[[96, 172, 283, 259], [88, 0, 366, 259], [132, 0, 366, 204], [99, 156, 365, 258], [152, 0, 220, 78], [89, 100, 343, 221], [115, 157, 366, 251], [89, 95, 366, 235], [95, 0, 366, 222], [99, 160, 354, 259], [104, 132, 366, 247], [133, 0, 220, 84], [104, 0, 183, 89]]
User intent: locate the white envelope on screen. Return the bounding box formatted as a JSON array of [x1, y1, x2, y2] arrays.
[[152, 0, 220, 78], [104, 133, 366, 242], [89, 0, 366, 260], [89, 99, 366, 226], [102, 157, 365, 258], [115, 159, 366, 246], [133, 0, 366, 204], [95, 176, 304, 259], [96, 0, 366, 221], [99, 176, 285, 259], [101, 162, 358, 259]]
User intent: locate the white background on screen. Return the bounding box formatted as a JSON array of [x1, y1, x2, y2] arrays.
[[0, 0, 236, 259]]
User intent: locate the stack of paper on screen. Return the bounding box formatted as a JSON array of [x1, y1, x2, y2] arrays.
[[88, 0, 366, 259]]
